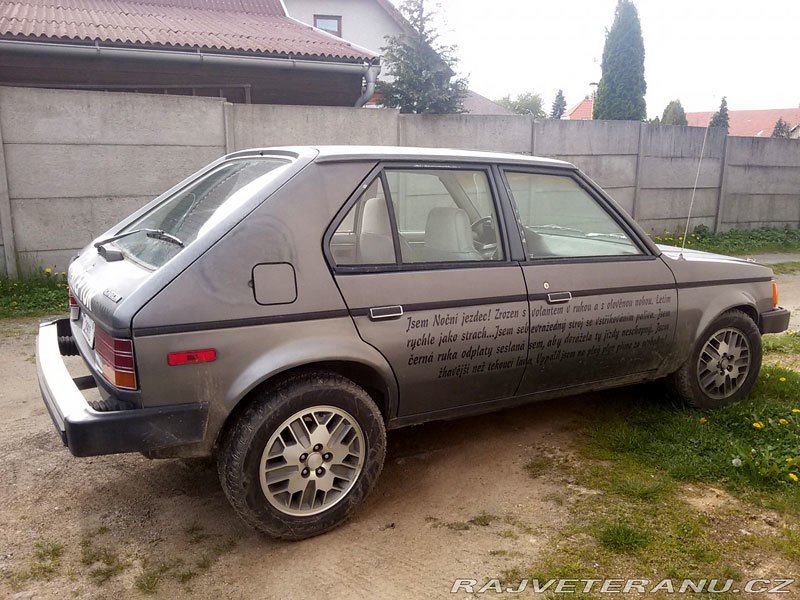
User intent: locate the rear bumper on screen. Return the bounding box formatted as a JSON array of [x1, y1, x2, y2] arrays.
[[759, 307, 791, 334], [36, 318, 208, 457]]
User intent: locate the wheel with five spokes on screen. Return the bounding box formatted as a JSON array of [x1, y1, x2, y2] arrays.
[[218, 372, 386, 540], [668, 309, 762, 409]]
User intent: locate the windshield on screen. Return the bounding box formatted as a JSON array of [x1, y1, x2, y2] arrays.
[[114, 157, 290, 269]]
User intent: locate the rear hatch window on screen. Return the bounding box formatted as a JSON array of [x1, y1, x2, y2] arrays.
[[114, 157, 290, 270]]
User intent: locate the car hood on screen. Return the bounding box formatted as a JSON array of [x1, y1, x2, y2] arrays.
[[657, 244, 773, 283], [657, 244, 757, 266]]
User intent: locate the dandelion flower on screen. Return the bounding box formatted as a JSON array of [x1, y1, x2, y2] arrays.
[[793, 409, 800, 414], [699, 417, 707, 424], [780, 419, 789, 425], [789, 473, 799, 483], [779, 377, 787, 382], [44, 267, 52, 274], [752, 422, 765, 430], [731, 458, 743, 467]]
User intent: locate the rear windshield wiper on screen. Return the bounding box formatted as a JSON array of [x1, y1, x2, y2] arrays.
[[94, 228, 184, 262]]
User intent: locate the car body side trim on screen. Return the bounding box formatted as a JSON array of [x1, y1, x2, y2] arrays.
[[134, 309, 351, 337], [135, 276, 772, 337]]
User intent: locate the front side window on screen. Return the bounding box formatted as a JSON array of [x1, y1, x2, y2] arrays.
[[314, 15, 342, 36], [116, 157, 290, 269], [505, 172, 641, 259], [385, 169, 503, 263]]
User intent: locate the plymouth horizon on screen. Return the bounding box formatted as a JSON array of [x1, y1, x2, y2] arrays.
[[36, 146, 790, 539]]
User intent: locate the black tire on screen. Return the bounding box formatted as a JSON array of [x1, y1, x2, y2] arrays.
[[668, 309, 762, 409], [217, 371, 386, 540]]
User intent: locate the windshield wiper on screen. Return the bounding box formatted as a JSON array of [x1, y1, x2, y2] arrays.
[[94, 228, 184, 261], [530, 224, 585, 235]]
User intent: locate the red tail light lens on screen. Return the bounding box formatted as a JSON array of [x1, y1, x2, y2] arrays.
[[68, 287, 80, 320], [94, 328, 137, 390]]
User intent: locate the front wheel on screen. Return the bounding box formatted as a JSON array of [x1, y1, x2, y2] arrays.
[[668, 309, 762, 409], [218, 372, 386, 540]]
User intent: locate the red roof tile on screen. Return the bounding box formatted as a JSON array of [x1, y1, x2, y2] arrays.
[[564, 97, 593, 120], [0, 0, 375, 60], [686, 108, 800, 137]]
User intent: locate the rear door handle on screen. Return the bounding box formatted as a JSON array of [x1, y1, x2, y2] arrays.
[[369, 305, 404, 321], [547, 291, 572, 304]]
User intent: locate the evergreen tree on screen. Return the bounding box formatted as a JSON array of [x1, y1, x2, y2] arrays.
[[708, 97, 729, 133], [593, 0, 647, 121], [772, 117, 791, 138], [497, 91, 546, 119], [550, 89, 567, 119], [661, 99, 688, 126], [377, 0, 467, 114]]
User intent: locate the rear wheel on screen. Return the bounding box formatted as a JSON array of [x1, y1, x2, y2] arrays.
[[668, 309, 762, 408], [218, 372, 386, 540]]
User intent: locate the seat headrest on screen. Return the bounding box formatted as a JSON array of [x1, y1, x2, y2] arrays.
[[423, 207, 481, 262]]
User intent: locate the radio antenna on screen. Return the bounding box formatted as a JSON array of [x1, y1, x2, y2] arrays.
[[680, 125, 710, 258]]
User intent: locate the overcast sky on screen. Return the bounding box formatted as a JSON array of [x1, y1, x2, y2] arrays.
[[393, 0, 800, 117]]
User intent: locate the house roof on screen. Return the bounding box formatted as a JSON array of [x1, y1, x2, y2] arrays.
[[564, 97, 593, 120], [462, 90, 515, 116], [0, 0, 376, 60], [686, 108, 800, 137]]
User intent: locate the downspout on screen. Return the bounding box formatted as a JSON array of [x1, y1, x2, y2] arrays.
[[355, 63, 381, 108]]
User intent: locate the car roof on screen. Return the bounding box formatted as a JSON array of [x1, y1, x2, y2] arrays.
[[228, 146, 575, 169]]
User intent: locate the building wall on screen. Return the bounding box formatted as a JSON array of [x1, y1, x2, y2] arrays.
[[0, 86, 798, 275], [283, 0, 403, 56]]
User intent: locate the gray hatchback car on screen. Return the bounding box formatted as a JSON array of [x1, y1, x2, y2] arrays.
[[37, 146, 790, 539]]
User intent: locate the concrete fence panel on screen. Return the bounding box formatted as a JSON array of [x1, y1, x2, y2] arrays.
[[0, 86, 797, 275], [231, 104, 399, 151], [399, 114, 532, 154]]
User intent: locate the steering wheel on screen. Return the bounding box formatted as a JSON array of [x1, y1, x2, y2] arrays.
[[471, 215, 498, 259]]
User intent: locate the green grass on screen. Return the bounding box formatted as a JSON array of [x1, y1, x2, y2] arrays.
[[0, 268, 68, 318], [584, 366, 800, 512], [652, 225, 800, 256], [596, 522, 650, 553], [770, 261, 800, 275], [763, 332, 800, 355]]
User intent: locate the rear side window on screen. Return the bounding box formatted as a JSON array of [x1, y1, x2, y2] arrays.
[[330, 179, 396, 266], [329, 167, 505, 268], [115, 157, 290, 269]]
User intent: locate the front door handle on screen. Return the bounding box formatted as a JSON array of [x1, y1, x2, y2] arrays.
[[547, 291, 572, 304], [369, 305, 404, 321]]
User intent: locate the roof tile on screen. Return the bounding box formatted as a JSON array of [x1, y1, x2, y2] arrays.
[[0, 0, 375, 60]]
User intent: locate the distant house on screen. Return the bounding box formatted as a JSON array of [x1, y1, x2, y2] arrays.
[[563, 97, 593, 120], [0, 0, 381, 105], [284, 0, 410, 63], [461, 90, 514, 116], [686, 108, 800, 137], [285, 0, 510, 114]]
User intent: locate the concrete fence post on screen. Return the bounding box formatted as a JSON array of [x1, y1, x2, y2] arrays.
[[530, 117, 537, 156], [630, 121, 646, 220], [0, 113, 18, 278], [713, 134, 730, 233], [223, 102, 235, 154]]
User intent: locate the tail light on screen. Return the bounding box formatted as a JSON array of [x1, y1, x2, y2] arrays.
[[772, 281, 779, 309], [94, 328, 137, 390], [68, 288, 80, 320]]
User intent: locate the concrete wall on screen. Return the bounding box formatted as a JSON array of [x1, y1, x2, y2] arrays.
[[0, 86, 797, 275]]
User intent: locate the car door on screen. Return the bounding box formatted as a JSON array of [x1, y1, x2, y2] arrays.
[[499, 167, 678, 394], [326, 163, 529, 418]]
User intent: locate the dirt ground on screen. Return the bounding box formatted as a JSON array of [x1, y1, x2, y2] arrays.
[[1, 274, 799, 600]]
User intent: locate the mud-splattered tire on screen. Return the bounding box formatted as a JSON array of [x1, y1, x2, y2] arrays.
[[218, 372, 386, 540], [668, 309, 762, 409]]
